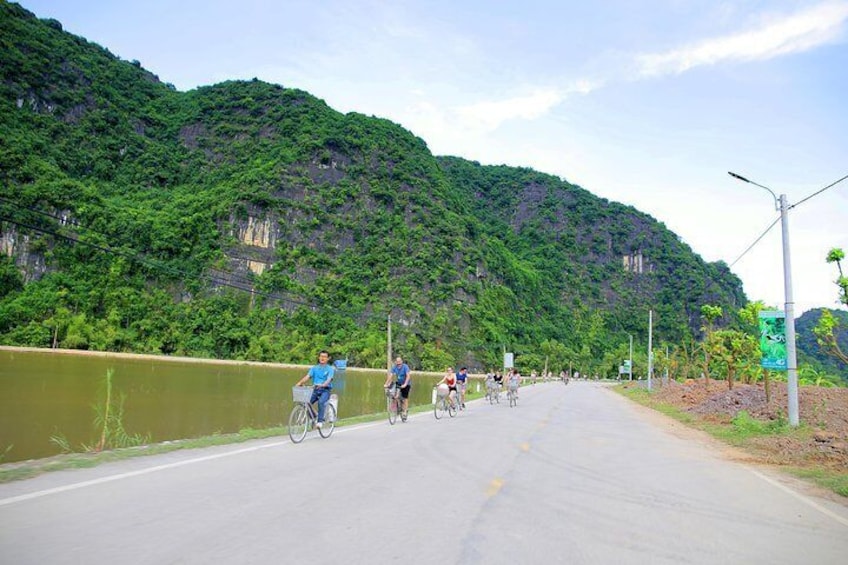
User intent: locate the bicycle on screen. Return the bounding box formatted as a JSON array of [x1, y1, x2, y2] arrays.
[[289, 386, 336, 443], [433, 387, 458, 419], [485, 379, 500, 404], [385, 384, 407, 424]]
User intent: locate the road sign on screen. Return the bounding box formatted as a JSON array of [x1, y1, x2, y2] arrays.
[[759, 310, 787, 370]]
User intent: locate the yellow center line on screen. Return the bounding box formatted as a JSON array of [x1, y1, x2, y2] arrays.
[[486, 478, 505, 497]]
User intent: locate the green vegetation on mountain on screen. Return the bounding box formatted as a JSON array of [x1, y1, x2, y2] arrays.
[[0, 2, 760, 372]]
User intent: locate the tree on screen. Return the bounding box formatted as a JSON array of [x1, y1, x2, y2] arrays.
[[738, 300, 773, 400], [706, 329, 759, 390], [0, 256, 23, 297], [700, 304, 722, 386], [669, 338, 699, 381], [651, 345, 670, 382], [813, 310, 848, 365], [798, 365, 840, 388], [813, 248, 848, 366], [827, 248, 848, 306]]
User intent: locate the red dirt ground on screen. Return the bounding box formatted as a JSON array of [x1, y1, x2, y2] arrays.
[[639, 379, 848, 469]]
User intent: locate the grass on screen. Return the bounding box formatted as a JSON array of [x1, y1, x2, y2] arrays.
[[614, 384, 848, 498], [708, 411, 792, 445], [622, 388, 699, 425], [788, 468, 848, 498], [0, 388, 489, 484]]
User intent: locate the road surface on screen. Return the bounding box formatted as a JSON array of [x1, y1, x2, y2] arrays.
[[2, 381, 847, 564]]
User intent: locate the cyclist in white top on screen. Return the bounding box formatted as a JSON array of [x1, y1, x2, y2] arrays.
[[507, 369, 521, 397]]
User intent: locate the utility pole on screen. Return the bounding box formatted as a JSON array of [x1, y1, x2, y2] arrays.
[[387, 314, 392, 373], [729, 173, 799, 426], [727, 170, 848, 426], [778, 193, 799, 427], [647, 310, 653, 391], [628, 334, 633, 381]]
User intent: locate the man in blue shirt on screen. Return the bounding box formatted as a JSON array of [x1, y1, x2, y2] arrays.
[[384, 356, 412, 420], [456, 367, 469, 408], [296, 350, 334, 428]]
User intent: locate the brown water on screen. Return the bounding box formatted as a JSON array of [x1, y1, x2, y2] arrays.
[[0, 349, 445, 463]]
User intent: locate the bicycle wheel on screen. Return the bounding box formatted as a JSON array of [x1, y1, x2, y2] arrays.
[[319, 403, 336, 438], [387, 397, 398, 425], [288, 403, 309, 443], [434, 398, 443, 420], [448, 400, 457, 418]]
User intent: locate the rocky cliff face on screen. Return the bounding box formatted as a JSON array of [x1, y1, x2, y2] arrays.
[[226, 213, 277, 276], [1, 225, 49, 282]]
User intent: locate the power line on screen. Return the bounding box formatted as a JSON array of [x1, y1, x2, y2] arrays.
[[0, 214, 318, 309], [726, 172, 848, 268], [0, 196, 92, 231], [790, 173, 848, 210], [0, 197, 320, 304], [0, 206, 401, 326], [729, 214, 781, 268], [0, 197, 459, 327]]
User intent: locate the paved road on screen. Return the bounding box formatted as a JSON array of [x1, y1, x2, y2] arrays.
[[2, 381, 847, 564]]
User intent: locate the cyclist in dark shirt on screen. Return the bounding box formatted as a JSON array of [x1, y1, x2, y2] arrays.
[[456, 367, 469, 408]]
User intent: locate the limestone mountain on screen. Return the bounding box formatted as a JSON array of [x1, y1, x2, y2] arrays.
[[0, 2, 745, 371]]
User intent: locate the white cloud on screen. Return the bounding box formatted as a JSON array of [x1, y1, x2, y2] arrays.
[[636, 2, 848, 77], [401, 2, 848, 142], [453, 88, 564, 132], [441, 78, 603, 135]]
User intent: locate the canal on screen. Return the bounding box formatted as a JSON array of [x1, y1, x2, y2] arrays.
[[0, 348, 457, 463]]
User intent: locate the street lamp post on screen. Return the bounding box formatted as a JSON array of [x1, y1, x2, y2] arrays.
[[728, 172, 799, 426], [647, 310, 653, 391]]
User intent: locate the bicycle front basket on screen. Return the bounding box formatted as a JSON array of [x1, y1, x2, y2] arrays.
[[292, 386, 313, 403]]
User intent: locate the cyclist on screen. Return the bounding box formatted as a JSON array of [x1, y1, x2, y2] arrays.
[[493, 370, 504, 396], [507, 369, 521, 398], [456, 367, 469, 408], [435, 366, 458, 408], [385, 356, 412, 419], [485, 369, 497, 400], [295, 350, 334, 429]]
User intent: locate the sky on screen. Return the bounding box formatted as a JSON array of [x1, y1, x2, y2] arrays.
[[19, 0, 848, 317]]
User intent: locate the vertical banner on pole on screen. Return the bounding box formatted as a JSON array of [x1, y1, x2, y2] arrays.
[[504, 353, 514, 369], [759, 310, 787, 370]]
